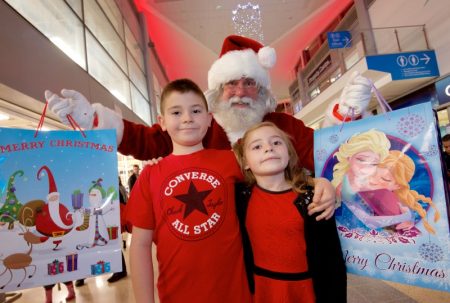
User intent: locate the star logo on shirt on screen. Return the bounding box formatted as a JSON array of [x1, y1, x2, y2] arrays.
[[175, 181, 212, 219]]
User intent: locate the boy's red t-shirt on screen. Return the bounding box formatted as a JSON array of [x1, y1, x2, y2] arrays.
[[127, 149, 251, 303]]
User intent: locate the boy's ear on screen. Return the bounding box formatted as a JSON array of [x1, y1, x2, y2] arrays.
[[207, 112, 212, 127], [157, 115, 166, 131]]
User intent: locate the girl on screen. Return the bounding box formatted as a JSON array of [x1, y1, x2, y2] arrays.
[[368, 150, 440, 234], [233, 121, 346, 303]]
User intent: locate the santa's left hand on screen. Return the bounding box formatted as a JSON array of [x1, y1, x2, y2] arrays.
[[307, 177, 336, 220], [338, 71, 372, 116]]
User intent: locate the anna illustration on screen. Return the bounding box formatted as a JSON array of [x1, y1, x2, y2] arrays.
[[368, 150, 440, 234]]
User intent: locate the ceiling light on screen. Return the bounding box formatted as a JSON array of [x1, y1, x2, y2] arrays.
[[0, 113, 10, 121], [232, 2, 264, 43]]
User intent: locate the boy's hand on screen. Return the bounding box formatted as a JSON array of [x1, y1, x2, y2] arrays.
[[307, 177, 336, 220]]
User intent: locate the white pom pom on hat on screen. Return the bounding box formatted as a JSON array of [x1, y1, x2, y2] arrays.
[[208, 35, 276, 90]]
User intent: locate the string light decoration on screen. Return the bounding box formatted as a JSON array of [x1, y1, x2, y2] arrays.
[[232, 2, 264, 43]]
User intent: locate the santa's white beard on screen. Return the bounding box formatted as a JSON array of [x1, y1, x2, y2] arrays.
[[48, 200, 73, 229], [211, 96, 267, 135]]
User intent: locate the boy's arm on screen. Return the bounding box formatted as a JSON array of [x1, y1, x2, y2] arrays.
[[307, 177, 336, 221], [130, 226, 155, 303]]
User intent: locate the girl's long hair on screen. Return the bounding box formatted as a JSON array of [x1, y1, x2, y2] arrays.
[[380, 150, 440, 234]]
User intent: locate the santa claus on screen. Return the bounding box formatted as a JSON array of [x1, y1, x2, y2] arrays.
[[35, 165, 74, 249], [46, 35, 372, 219]]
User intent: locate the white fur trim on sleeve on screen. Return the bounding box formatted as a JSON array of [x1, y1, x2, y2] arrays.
[[92, 103, 124, 145]]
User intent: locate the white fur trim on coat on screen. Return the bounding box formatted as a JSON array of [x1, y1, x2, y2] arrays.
[[321, 98, 372, 128], [208, 49, 271, 90], [92, 103, 125, 145]]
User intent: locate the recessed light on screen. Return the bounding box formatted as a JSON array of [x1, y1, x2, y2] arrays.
[[0, 113, 10, 121]]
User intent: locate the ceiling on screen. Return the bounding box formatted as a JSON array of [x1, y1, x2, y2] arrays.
[[135, 0, 354, 99], [1, 0, 354, 131]]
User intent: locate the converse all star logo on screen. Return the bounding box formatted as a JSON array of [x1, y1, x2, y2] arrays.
[[160, 168, 227, 241]]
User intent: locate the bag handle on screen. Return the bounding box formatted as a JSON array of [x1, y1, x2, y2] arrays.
[[369, 79, 392, 114], [34, 100, 86, 138], [338, 79, 392, 132]]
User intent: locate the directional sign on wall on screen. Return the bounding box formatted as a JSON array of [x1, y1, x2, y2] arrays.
[[327, 31, 352, 49], [366, 50, 440, 80]]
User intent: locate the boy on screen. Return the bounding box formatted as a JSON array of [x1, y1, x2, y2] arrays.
[[127, 79, 251, 303]]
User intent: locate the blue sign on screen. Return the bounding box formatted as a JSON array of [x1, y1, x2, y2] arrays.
[[435, 75, 450, 105], [327, 31, 352, 49], [366, 50, 440, 80]]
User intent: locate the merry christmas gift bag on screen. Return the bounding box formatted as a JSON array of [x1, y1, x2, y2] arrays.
[[314, 102, 450, 291], [0, 128, 122, 291]]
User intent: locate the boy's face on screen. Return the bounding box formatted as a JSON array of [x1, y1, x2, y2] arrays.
[[443, 140, 450, 155], [158, 91, 212, 154]]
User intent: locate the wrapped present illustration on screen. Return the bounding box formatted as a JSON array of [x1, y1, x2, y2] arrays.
[[91, 260, 111, 275], [47, 259, 64, 275], [71, 189, 84, 210], [107, 226, 118, 240], [66, 253, 78, 272]]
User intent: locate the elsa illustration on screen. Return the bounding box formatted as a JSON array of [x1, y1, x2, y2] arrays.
[[332, 129, 414, 230], [367, 150, 440, 234], [332, 129, 390, 200]]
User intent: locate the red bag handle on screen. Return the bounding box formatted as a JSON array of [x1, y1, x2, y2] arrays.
[[34, 101, 86, 138]]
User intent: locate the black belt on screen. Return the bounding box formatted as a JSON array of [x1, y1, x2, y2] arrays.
[[253, 265, 311, 281]]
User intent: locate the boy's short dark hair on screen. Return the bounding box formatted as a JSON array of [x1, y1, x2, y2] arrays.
[[160, 79, 208, 114], [443, 134, 450, 142]]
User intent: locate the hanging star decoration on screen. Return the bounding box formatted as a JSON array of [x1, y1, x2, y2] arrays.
[[175, 182, 212, 219]]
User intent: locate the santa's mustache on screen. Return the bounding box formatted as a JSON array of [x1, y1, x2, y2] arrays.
[[228, 96, 255, 107]]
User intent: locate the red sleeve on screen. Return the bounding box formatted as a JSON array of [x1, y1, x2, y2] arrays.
[[118, 119, 173, 161], [264, 113, 314, 171], [126, 166, 155, 230]]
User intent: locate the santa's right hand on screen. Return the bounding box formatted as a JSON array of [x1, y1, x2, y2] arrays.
[[46, 89, 95, 130]]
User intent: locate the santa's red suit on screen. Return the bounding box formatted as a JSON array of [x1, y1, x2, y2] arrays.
[[119, 111, 315, 171]]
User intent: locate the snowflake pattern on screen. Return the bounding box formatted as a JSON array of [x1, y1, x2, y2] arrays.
[[422, 144, 439, 158], [418, 242, 444, 263], [329, 134, 339, 144], [337, 225, 418, 244], [315, 149, 327, 162], [396, 114, 425, 137]]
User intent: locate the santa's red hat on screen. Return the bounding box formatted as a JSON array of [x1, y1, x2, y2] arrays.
[[37, 165, 60, 202], [208, 35, 276, 91]]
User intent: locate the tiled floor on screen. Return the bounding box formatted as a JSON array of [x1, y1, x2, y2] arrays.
[[3, 237, 450, 303]]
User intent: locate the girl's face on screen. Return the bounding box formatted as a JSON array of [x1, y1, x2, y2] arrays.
[[244, 126, 289, 179], [368, 166, 400, 191], [348, 151, 381, 178]]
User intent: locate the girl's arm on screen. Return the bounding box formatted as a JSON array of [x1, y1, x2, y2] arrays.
[[347, 202, 414, 229], [130, 226, 155, 303]]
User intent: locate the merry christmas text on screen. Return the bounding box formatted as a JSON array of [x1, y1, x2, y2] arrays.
[[0, 140, 114, 154], [343, 250, 446, 279]]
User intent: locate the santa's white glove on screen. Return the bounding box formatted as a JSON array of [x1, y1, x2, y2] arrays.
[[46, 89, 95, 130], [338, 71, 372, 117]]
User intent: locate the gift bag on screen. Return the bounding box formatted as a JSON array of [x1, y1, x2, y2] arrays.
[[0, 127, 122, 291], [314, 102, 450, 291]]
